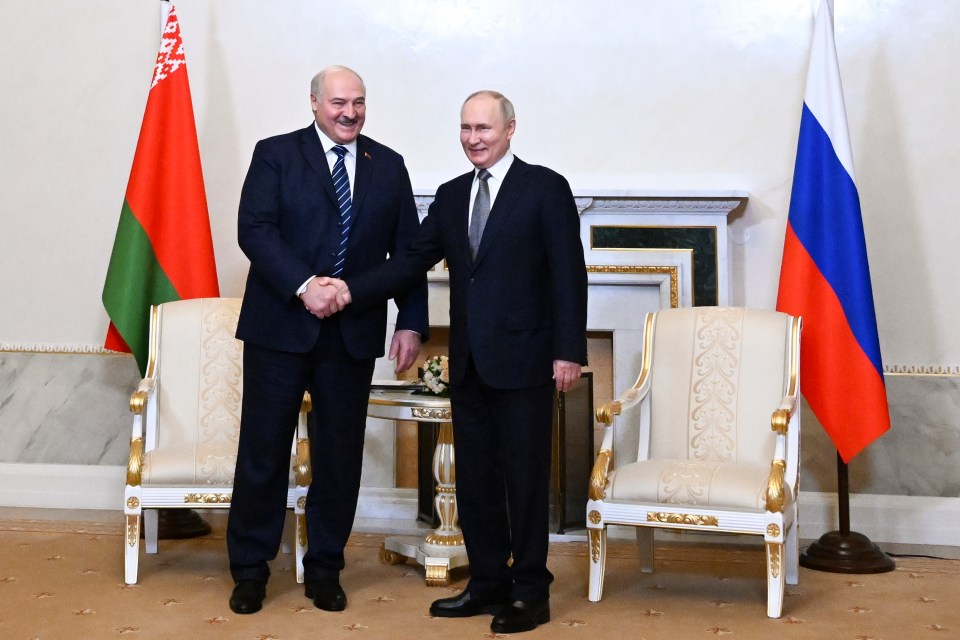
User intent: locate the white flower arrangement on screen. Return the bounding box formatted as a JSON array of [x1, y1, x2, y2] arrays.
[[420, 354, 450, 397]]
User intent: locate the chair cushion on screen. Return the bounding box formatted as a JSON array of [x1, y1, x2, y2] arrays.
[[142, 445, 296, 486], [607, 459, 791, 511]]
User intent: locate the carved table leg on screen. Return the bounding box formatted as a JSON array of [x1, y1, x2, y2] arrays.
[[424, 423, 463, 548]]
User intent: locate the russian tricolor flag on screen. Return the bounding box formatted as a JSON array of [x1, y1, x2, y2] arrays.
[[776, 0, 890, 463]]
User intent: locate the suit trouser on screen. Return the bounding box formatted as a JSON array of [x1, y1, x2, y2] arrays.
[[227, 315, 375, 584], [450, 357, 555, 602]]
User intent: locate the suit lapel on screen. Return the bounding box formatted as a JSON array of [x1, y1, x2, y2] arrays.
[[352, 136, 373, 216], [449, 172, 474, 264], [299, 125, 337, 206], [473, 157, 528, 267]]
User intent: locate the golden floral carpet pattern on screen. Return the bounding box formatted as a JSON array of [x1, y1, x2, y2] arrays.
[[1, 517, 958, 639]]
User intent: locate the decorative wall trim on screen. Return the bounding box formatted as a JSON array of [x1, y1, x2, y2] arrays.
[[578, 197, 745, 216], [884, 365, 960, 377], [0, 344, 122, 355]]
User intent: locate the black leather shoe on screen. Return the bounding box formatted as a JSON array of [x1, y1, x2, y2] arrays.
[[490, 599, 550, 634], [305, 579, 347, 611], [429, 590, 511, 618], [229, 579, 266, 614]]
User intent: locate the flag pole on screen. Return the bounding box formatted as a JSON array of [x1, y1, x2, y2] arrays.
[[799, 452, 894, 573]]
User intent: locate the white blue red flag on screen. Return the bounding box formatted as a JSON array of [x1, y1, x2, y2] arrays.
[[776, 0, 890, 462]]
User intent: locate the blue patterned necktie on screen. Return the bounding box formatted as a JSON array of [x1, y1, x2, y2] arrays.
[[331, 145, 352, 277], [468, 168, 491, 260]]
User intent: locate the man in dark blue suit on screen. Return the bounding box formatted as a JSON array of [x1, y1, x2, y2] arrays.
[[326, 90, 588, 634], [226, 65, 428, 615]]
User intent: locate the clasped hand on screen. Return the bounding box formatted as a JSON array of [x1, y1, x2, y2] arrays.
[[301, 277, 352, 318]]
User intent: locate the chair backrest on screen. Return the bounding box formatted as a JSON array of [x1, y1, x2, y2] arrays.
[[645, 307, 793, 467], [148, 298, 243, 484]]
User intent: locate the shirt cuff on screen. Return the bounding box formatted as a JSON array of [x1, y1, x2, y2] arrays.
[[296, 275, 316, 297]]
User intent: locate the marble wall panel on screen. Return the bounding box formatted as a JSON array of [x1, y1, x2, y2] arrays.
[[799, 375, 960, 498], [0, 352, 136, 465]]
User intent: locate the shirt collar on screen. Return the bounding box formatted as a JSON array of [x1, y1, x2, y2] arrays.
[[476, 150, 514, 182], [314, 122, 358, 157]]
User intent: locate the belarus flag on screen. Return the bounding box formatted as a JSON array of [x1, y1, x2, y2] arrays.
[[776, 0, 890, 463], [102, 2, 219, 376]]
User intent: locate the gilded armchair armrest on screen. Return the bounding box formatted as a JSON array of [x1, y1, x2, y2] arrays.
[[129, 378, 155, 414], [294, 438, 312, 486], [127, 437, 144, 487], [591, 394, 634, 497], [589, 448, 613, 501], [597, 311, 655, 427], [772, 314, 802, 436], [294, 392, 312, 486], [126, 377, 154, 487], [765, 459, 787, 513], [588, 426, 615, 501], [766, 398, 795, 511], [596, 400, 621, 426], [770, 396, 796, 435], [595, 378, 648, 425]]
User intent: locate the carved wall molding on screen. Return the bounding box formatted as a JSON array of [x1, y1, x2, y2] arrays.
[[884, 365, 960, 377], [0, 344, 120, 354], [578, 196, 745, 216]]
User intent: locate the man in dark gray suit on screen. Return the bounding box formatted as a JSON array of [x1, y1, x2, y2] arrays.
[[326, 90, 588, 634], [226, 65, 428, 615]]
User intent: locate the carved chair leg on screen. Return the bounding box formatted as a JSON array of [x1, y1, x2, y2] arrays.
[[124, 513, 141, 584], [295, 512, 307, 584], [587, 526, 607, 602], [765, 541, 785, 618]]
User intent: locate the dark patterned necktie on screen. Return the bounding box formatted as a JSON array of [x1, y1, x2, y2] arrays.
[[468, 168, 491, 260], [331, 145, 352, 276]]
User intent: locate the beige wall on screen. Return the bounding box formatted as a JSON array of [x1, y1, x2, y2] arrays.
[[2, 0, 958, 371]]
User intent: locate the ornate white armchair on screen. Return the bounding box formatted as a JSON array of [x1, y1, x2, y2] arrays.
[[586, 307, 801, 618], [123, 298, 311, 584]]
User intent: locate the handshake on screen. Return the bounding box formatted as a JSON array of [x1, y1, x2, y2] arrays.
[[300, 276, 352, 319]]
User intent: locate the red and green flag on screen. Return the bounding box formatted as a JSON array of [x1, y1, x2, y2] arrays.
[[102, 2, 219, 376]]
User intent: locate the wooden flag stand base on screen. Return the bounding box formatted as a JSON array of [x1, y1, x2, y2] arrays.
[[800, 452, 895, 573]]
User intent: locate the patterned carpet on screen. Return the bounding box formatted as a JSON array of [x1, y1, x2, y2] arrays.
[[1, 516, 957, 639]]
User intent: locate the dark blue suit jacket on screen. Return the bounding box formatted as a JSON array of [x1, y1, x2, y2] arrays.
[[236, 125, 428, 357], [349, 156, 587, 388]]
